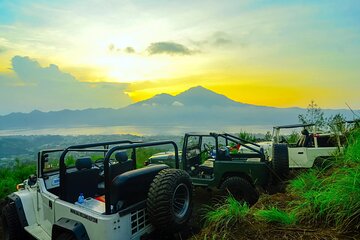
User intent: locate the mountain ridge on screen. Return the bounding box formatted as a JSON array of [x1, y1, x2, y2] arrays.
[[0, 86, 355, 130]]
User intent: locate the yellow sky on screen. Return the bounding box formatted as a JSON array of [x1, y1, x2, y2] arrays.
[[0, 0, 360, 114]]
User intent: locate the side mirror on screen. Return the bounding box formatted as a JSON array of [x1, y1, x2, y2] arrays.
[[28, 174, 37, 186]]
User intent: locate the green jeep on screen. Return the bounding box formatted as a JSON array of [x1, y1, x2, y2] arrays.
[[146, 132, 289, 205]]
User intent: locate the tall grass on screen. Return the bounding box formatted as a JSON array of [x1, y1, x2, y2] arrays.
[[343, 128, 360, 165], [205, 196, 249, 230], [254, 207, 296, 225], [290, 128, 360, 231]]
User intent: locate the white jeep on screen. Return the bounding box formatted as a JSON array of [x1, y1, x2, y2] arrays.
[[272, 124, 343, 168], [238, 123, 344, 169], [1, 140, 192, 240]]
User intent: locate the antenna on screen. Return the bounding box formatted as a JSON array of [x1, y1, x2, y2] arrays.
[[345, 102, 360, 119]]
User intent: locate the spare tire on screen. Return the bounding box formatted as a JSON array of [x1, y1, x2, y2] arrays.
[[220, 177, 259, 206], [272, 143, 289, 182], [147, 169, 193, 233]]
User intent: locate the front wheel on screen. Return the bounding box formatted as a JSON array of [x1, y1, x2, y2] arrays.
[[220, 177, 259, 206], [1, 202, 26, 240], [147, 169, 193, 233]]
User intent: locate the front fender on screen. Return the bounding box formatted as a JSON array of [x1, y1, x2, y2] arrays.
[[7, 189, 37, 227]]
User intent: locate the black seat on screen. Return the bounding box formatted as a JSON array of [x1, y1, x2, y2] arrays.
[[110, 164, 169, 212], [63, 157, 99, 203], [109, 151, 134, 180], [98, 152, 135, 195], [217, 147, 232, 161]]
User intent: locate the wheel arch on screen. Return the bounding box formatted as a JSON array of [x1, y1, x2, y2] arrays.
[[5, 193, 29, 228], [219, 172, 254, 188], [52, 218, 89, 240]]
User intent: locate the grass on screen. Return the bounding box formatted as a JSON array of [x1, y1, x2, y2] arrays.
[[197, 127, 360, 239], [254, 207, 296, 225], [205, 196, 250, 230], [289, 128, 360, 231], [0, 159, 36, 199]]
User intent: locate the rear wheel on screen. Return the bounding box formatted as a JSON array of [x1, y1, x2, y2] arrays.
[[220, 177, 259, 206], [1, 202, 25, 240], [147, 169, 193, 233], [272, 143, 289, 182]]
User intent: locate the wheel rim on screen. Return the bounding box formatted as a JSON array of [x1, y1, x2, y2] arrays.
[[172, 183, 190, 219]]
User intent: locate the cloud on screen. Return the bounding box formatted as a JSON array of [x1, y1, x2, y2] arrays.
[[172, 101, 184, 107], [0, 56, 132, 114], [0, 47, 6, 54], [147, 42, 196, 56], [11, 56, 76, 84], [108, 44, 135, 54], [212, 32, 232, 46]]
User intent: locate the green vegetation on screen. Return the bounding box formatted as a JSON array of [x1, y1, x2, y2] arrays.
[[254, 207, 296, 225], [238, 131, 257, 142], [205, 196, 249, 229], [298, 100, 326, 128], [0, 159, 36, 199], [133, 148, 163, 168], [290, 128, 360, 231], [196, 127, 360, 239]]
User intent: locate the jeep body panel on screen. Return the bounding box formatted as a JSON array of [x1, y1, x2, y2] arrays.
[[288, 146, 340, 168], [191, 160, 270, 187]]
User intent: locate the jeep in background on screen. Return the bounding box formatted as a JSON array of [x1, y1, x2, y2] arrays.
[[273, 123, 344, 168], [147, 132, 289, 205], [1, 140, 192, 240]]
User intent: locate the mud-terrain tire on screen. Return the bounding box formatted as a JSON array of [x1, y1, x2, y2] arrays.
[[54, 232, 76, 240], [220, 177, 259, 206], [147, 169, 193, 233], [272, 143, 289, 182], [1, 202, 25, 240]]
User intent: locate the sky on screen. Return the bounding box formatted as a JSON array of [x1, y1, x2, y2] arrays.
[[0, 0, 359, 115]]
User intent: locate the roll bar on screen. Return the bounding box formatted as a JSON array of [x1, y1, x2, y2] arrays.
[[221, 133, 261, 147], [103, 140, 179, 214], [217, 134, 264, 155], [59, 140, 139, 201]]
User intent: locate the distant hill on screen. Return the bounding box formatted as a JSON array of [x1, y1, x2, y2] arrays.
[[0, 86, 355, 130]]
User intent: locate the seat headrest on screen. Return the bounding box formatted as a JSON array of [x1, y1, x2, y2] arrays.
[[75, 157, 92, 170], [115, 151, 128, 163]]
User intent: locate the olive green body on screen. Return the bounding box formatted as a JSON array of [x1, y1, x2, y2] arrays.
[[148, 132, 274, 190], [189, 160, 270, 188]]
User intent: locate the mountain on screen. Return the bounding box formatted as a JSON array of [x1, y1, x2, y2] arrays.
[[0, 86, 355, 130], [133, 86, 245, 107]]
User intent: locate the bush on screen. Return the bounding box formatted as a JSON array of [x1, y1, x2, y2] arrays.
[[0, 160, 36, 199]]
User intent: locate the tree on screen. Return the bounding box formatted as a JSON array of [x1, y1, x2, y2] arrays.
[[298, 100, 326, 128], [264, 131, 272, 141], [239, 131, 256, 142], [328, 113, 346, 135]]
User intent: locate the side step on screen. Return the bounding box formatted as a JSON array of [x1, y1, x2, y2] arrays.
[[24, 224, 51, 240]]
